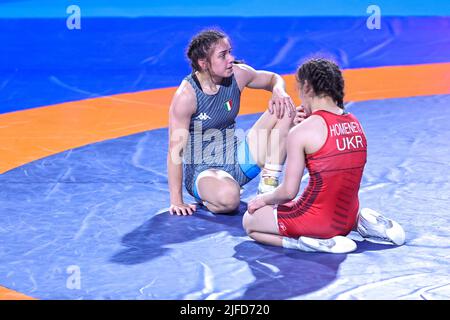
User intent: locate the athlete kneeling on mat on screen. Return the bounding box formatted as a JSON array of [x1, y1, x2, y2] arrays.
[[243, 58, 405, 253]]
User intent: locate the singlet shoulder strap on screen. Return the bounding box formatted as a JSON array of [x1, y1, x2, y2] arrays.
[[191, 73, 203, 91], [184, 73, 236, 94], [184, 74, 202, 93], [310, 110, 331, 126]]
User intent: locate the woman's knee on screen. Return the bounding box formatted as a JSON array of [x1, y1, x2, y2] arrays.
[[242, 211, 254, 235], [216, 184, 240, 211], [202, 180, 240, 214]]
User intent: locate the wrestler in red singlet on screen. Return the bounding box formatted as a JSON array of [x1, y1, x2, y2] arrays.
[[276, 110, 367, 239]]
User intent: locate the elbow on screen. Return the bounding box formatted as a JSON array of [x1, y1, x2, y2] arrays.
[[285, 190, 297, 201], [279, 185, 298, 202], [285, 184, 299, 201]]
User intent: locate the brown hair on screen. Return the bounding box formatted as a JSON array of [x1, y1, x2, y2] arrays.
[[296, 58, 345, 109], [186, 29, 228, 72]]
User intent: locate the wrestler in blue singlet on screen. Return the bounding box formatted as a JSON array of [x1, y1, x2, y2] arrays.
[[183, 73, 261, 202]]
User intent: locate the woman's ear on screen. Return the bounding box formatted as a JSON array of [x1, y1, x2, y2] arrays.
[[303, 80, 313, 96], [198, 58, 207, 72]]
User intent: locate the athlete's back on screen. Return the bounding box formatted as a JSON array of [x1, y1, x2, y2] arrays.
[[277, 110, 367, 238]]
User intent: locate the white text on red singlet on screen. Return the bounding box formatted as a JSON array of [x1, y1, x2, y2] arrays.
[[329, 122, 364, 151]]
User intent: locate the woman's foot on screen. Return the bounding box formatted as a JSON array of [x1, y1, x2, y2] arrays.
[[356, 208, 406, 245], [297, 235, 357, 253]]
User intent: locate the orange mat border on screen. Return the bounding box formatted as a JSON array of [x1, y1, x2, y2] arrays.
[[1, 63, 449, 175]]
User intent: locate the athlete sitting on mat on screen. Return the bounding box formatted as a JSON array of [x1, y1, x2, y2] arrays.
[[168, 29, 299, 215], [243, 58, 405, 253]]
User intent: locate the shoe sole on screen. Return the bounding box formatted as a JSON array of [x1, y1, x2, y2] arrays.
[[298, 235, 357, 254], [359, 208, 406, 246]]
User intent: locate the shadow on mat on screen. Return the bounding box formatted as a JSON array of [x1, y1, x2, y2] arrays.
[[233, 240, 398, 299], [110, 201, 248, 265], [111, 201, 397, 299]]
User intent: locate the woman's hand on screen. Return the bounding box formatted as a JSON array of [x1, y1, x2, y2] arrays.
[[294, 105, 309, 125], [169, 202, 197, 216], [247, 195, 267, 214], [269, 90, 296, 119]]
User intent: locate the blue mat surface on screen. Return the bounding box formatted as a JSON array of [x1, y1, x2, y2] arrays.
[[1, 95, 449, 299], [1, 16, 449, 113]]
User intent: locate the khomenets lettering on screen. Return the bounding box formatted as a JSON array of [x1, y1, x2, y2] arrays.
[[329, 122, 363, 137]]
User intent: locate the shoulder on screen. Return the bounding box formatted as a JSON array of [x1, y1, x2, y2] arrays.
[[175, 79, 196, 100], [232, 63, 258, 81], [232, 63, 256, 89], [232, 63, 256, 74], [289, 115, 326, 143], [291, 114, 326, 135], [170, 80, 197, 117], [347, 112, 366, 133], [347, 112, 361, 123]]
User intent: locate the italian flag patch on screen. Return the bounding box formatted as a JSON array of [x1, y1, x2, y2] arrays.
[[224, 99, 232, 111]]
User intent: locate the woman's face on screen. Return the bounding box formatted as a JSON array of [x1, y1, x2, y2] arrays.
[[205, 38, 235, 78]]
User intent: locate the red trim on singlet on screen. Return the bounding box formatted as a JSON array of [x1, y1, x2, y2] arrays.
[[276, 109, 368, 239]]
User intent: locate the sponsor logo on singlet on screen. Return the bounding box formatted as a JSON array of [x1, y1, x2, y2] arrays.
[[196, 112, 211, 121], [278, 222, 287, 232]]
